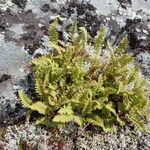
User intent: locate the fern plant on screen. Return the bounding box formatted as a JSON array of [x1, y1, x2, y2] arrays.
[[18, 19, 149, 132]]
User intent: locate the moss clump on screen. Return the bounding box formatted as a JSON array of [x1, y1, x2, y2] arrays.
[[19, 19, 149, 132]]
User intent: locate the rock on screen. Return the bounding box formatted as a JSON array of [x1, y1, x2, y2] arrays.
[[0, 74, 11, 83], [0, 0, 150, 149], [41, 4, 50, 12], [12, 0, 27, 8]]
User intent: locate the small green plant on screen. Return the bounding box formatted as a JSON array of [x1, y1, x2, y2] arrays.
[[19, 19, 149, 132]]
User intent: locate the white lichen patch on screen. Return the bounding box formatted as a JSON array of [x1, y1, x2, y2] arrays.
[[132, 0, 150, 16], [25, 0, 62, 18], [137, 52, 150, 77], [0, 123, 73, 150], [75, 126, 150, 150], [0, 34, 5, 46], [0, 35, 29, 112], [33, 35, 51, 56], [0, 40, 29, 77], [0, 0, 13, 11], [0, 0, 19, 13], [0, 82, 18, 111], [136, 52, 150, 95], [89, 0, 119, 16], [8, 24, 25, 39]]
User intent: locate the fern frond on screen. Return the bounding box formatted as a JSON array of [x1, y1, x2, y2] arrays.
[[53, 114, 73, 123], [30, 101, 48, 115], [58, 40, 70, 48], [19, 20, 149, 132], [118, 54, 133, 68], [92, 100, 103, 110], [48, 96, 55, 105], [69, 21, 78, 43], [117, 81, 124, 93], [97, 74, 104, 87], [50, 42, 65, 55], [86, 116, 111, 132], [58, 104, 74, 115], [74, 116, 84, 127], [36, 117, 49, 125], [35, 78, 45, 97], [79, 27, 88, 49], [48, 83, 57, 90], [107, 41, 115, 62], [105, 103, 124, 125], [127, 66, 140, 83], [31, 55, 48, 66], [127, 114, 146, 131], [82, 98, 93, 114], [18, 90, 33, 108], [94, 27, 105, 53], [48, 18, 58, 44], [43, 69, 50, 88], [116, 35, 128, 53]]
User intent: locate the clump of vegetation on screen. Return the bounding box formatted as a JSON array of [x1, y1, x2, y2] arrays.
[[19, 19, 149, 132]]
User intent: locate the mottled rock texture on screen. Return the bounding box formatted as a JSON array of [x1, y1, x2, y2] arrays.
[[0, 0, 150, 149]]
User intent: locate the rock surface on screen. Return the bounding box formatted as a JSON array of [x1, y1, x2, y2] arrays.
[[0, 0, 150, 149]]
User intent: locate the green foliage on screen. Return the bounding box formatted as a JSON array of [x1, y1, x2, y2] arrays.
[[18, 90, 32, 108], [94, 27, 105, 52], [19, 20, 149, 132]]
